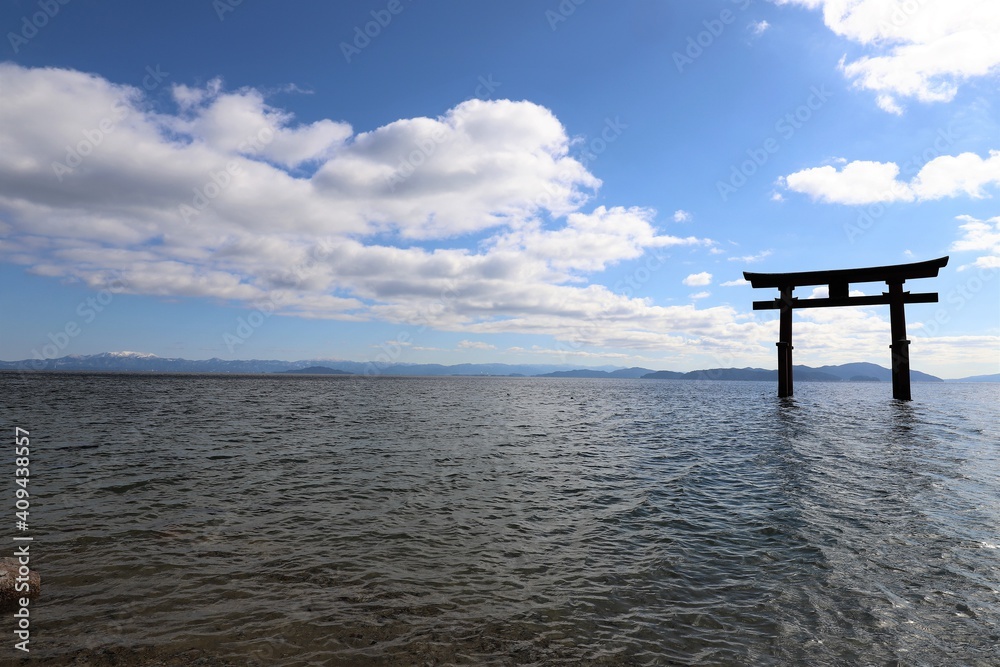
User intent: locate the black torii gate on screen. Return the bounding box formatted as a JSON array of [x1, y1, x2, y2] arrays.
[[744, 256, 948, 401]]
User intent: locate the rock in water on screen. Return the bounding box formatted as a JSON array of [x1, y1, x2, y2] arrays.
[[0, 557, 41, 610]]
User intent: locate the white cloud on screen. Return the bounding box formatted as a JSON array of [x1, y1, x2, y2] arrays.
[[773, 0, 1000, 112], [804, 285, 865, 299], [690, 291, 711, 300], [910, 151, 1000, 200], [951, 215, 1000, 269], [749, 20, 771, 36], [673, 209, 692, 222], [457, 340, 496, 351], [904, 335, 1000, 378], [1, 64, 990, 374], [875, 93, 904, 115], [0, 64, 734, 355], [728, 250, 773, 263], [168, 83, 353, 168], [721, 278, 750, 287], [781, 160, 915, 204], [683, 272, 713, 287], [781, 151, 1000, 204], [492, 205, 709, 275]]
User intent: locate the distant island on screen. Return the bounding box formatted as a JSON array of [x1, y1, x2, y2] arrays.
[[1, 352, 996, 382]]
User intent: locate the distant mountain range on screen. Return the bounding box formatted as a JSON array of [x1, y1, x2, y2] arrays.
[[1, 352, 994, 382], [0, 352, 621, 377]]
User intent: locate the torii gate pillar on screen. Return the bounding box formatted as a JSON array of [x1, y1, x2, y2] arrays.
[[745, 257, 948, 401], [888, 281, 911, 401], [777, 285, 793, 398]]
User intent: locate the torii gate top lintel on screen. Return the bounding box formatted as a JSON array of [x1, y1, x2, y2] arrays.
[[743, 256, 948, 401], [743, 255, 948, 290]]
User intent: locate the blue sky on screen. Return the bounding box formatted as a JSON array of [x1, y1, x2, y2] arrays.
[[1, 0, 998, 377]]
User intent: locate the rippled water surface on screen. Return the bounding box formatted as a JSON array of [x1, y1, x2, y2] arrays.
[[2, 373, 998, 665]]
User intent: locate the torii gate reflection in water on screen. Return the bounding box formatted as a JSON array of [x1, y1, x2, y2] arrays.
[[744, 256, 948, 401]]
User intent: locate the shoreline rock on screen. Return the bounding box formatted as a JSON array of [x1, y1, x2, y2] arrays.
[[0, 557, 41, 610]]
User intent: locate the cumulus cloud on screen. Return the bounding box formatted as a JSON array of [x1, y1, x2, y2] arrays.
[[773, 0, 1000, 112], [0, 63, 733, 354], [781, 151, 1000, 204], [168, 81, 353, 168], [749, 20, 771, 37], [683, 272, 713, 287], [951, 214, 1000, 269], [780, 160, 914, 204], [673, 209, 692, 222]]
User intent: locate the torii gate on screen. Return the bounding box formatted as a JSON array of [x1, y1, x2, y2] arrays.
[[744, 256, 948, 401]]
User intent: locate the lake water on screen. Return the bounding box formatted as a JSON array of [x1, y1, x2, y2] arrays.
[[1, 373, 998, 666]]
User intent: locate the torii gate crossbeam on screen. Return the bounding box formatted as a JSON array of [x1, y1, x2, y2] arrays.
[[744, 256, 948, 401]]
